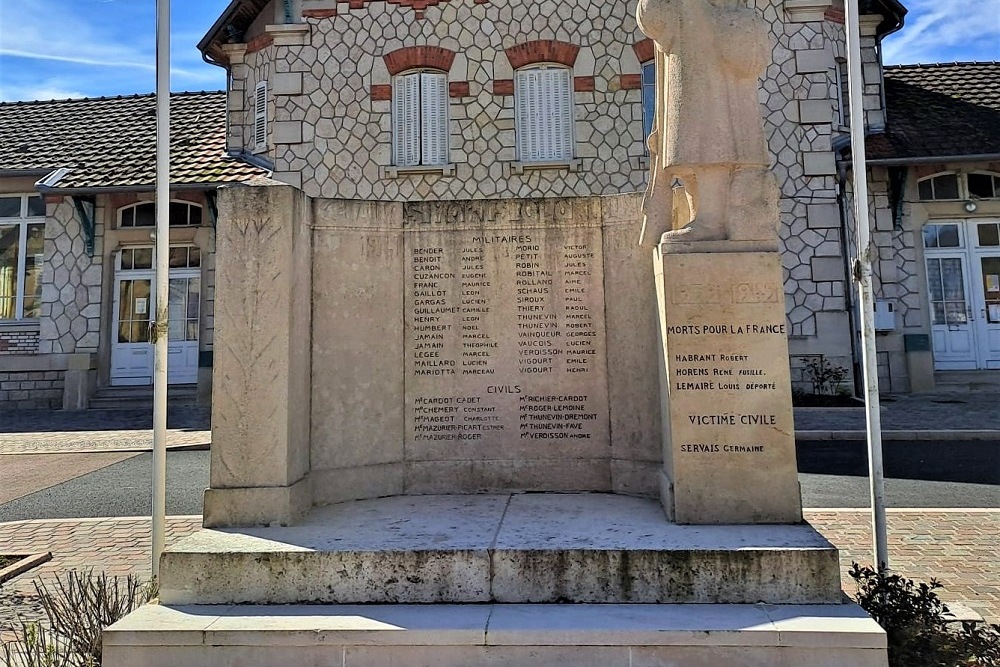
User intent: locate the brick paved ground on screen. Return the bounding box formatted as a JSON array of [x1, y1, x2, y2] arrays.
[[805, 509, 1000, 623], [1, 510, 996, 639]]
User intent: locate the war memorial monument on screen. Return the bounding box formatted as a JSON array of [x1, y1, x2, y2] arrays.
[[104, 0, 889, 664]]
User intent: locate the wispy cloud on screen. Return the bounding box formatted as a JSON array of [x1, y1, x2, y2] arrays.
[[0, 0, 227, 100], [883, 0, 1000, 65]]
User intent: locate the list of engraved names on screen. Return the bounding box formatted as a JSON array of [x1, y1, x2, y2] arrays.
[[405, 228, 609, 452]]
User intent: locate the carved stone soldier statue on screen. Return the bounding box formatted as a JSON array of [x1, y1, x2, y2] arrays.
[[637, 0, 780, 248]]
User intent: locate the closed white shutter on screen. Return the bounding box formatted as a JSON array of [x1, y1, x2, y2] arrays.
[[253, 81, 268, 149], [516, 67, 573, 162], [393, 74, 421, 166], [420, 72, 449, 165]]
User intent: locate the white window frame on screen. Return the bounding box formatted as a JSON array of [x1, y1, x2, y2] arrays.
[[514, 64, 575, 164], [917, 172, 963, 202], [117, 200, 204, 228], [967, 171, 1000, 200], [0, 193, 45, 321], [391, 69, 450, 170], [253, 80, 268, 152]]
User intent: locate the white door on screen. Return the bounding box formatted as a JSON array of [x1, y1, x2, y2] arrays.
[[971, 221, 1000, 368], [166, 273, 200, 384], [111, 246, 201, 386], [925, 254, 978, 370], [111, 274, 154, 385]]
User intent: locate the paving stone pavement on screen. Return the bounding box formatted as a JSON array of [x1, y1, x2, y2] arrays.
[[794, 392, 1000, 433], [0, 408, 210, 454], [0, 510, 996, 638]]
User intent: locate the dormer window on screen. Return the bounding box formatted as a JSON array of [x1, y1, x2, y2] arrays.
[[968, 173, 1000, 199], [918, 173, 960, 201], [119, 201, 203, 228]]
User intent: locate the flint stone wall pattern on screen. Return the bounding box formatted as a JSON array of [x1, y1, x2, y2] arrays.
[[230, 0, 861, 372], [308, 194, 660, 508], [38, 199, 103, 355]]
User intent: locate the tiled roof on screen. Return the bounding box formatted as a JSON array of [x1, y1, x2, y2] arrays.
[[0, 91, 267, 191], [868, 62, 1000, 161]]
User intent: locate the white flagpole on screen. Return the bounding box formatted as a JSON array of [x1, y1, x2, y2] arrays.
[[152, 0, 170, 579], [845, 0, 889, 572]]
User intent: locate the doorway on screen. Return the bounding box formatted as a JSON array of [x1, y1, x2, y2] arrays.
[[923, 220, 1000, 370], [110, 246, 201, 385]]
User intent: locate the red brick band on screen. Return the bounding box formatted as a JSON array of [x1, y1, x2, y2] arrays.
[[619, 73, 642, 90], [505, 40, 580, 69], [245, 33, 273, 55], [370, 84, 392, 101], [632, 38, 654, 64], [492, 79, 514, 96], [449, 81, 470, 97], [302, 8, 337, 18], [383, 45, 457, 75], [573, 76, 595, 92]]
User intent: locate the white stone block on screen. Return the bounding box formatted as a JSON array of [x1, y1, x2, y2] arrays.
[[799, 99, 833, 125], [272, 120, 303, 144], [807, 203, 841, 229], [811, 257, 844, 282], [271, 72, 303, 96], [803, 152, 836, 176], [795, 48, 831, 74]]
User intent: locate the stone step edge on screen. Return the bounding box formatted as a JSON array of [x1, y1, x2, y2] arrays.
[[105, 602, 885, 650]]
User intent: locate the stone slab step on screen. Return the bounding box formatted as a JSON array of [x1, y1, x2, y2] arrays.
[[103, 602, 887, 667], [160, 493, 842, 605]]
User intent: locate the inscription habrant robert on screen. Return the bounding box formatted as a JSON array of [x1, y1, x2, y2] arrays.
[[639, 0, 803, 523]]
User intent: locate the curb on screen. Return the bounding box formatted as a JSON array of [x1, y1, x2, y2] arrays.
[[796, 430, 1000, 441]]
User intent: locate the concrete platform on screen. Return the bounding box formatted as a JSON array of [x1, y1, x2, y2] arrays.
[[103, 602, 888, 667], [159, 493, 842, 605]]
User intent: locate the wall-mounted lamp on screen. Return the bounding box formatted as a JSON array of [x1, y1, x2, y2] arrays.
[[963, 200, 978, 213]]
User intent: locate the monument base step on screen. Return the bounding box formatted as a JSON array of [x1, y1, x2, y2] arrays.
[[103, 602, 887, 667], [160, 493, 842, 605]]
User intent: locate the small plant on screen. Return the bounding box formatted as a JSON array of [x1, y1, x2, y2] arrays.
[[850, 562, 1000, 667], [800, 355, 849, 396], [1, 570, 155, 667]]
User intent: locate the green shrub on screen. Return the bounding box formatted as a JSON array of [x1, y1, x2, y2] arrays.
[[850, 562, 1000, 667]]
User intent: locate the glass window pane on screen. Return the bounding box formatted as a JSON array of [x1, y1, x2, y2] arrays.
[[933, 174, 960, 200], [941, 258, 966, 300], [134, 203, 155, 227], [188, 246, 201, 267], [121, 208, 134, 227], [189, 205, 202, 227], [187, 321, 199, 341], [922, 225, 938, 248], [26, 196, 45, 217], [120, 249, 133, 270], [918, 180, 934, 201], [0, 225, 20, 319], [168, 247, 188, 268], [0, 197, 20, 217], [978, 224, 1000, 247], [169, 202, 189, 226], [926, 259, 943, 301], [187, 278, 201, 319], [133, 247, 153, 269], [968, 173, 996, 199], [22, 223, 44, 318], [945, 302, 967, 324], [931, 302, 946, 325], [937, 224, 960, 247]]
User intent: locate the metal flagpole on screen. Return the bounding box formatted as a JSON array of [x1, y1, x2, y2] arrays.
[[152, 0, 171, 580], [845, 0, 889, 572]]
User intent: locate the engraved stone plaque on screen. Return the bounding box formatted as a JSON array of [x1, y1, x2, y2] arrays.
[[655, 250, 802, 524], [403, 201, 610, 479]]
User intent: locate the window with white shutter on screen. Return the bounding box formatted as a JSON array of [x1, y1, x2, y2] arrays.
[[392, 71, 449, 167], [514, 65, 574, 162], [253, 81, 268, 150], [641, 61, 656, 154]]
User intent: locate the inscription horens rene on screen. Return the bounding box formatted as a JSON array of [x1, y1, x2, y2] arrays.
[[404, 217, 610, 464]]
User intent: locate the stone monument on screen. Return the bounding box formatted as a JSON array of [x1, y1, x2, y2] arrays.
[[103, 3, 887, 665], [638, 0, 803, 524]]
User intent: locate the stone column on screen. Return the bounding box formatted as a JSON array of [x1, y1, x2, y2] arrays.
[[203, 182, 313, 527], [654, 247, 802, 524]]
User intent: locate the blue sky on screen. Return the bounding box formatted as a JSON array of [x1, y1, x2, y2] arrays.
[[0, 0, 997, 102]]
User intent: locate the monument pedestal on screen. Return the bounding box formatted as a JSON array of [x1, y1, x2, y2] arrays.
[[105, 494, 885, 667], [654, 247, 802, 524]]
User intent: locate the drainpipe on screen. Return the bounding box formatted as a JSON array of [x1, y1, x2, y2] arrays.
[[837, 159, 864, 397]]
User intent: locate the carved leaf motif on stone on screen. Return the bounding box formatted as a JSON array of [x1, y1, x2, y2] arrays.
[[216, 214, 284, 480]]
